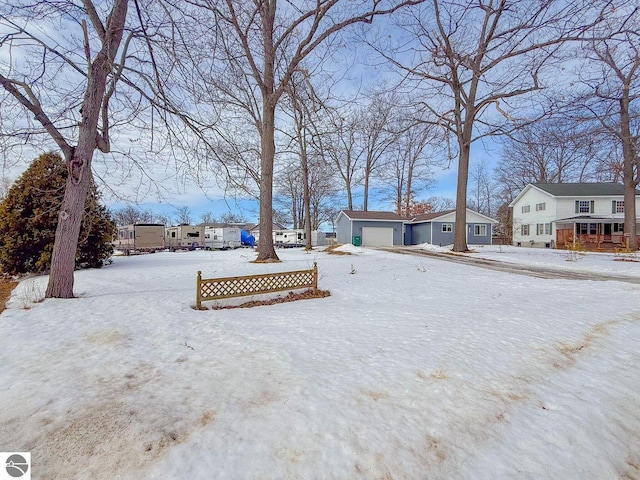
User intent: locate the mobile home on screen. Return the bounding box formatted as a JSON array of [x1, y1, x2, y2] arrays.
[[204, 226, 242, 250], [114, 224, 165, 254], [165, 225, 204, 251]]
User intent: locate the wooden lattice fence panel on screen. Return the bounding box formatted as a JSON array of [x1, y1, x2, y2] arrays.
[[197, 263, 318, 308]]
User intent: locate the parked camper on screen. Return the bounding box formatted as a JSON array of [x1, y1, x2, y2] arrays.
[[204, 226, 241, 250], [273, 229, 305, 247], [114, 224, 165, 254], [165, 225, 204, 251], [273, 229, 326, 247]]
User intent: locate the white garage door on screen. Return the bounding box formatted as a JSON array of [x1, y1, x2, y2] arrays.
[[361, 226, 394, 247]]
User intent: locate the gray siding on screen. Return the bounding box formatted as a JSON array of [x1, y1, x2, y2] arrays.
[[352, 220, 404, 245], [411, 223, 432, 245], [336, 214, 352, 244], [431, 222, 455, 246], [467, 223, 492, 245]]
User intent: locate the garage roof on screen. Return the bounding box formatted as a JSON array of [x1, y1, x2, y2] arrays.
[[339, 210, 407, 221]]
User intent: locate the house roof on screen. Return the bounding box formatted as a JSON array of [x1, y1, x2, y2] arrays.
[[411, 209, 456, 222], [533, 183, 631, 196], [339, 210, 408, 221], [508, 182, 638, 207], [409, 208, 498, 224]]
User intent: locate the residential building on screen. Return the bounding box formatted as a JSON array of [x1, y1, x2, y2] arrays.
[[509, 183, 640, 249]]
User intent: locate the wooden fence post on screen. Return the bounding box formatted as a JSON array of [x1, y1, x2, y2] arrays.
[[196, 271, 202, 309], [313, 262, 318, 294]]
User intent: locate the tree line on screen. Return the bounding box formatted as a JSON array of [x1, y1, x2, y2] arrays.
[[0, 0, 638, 298]]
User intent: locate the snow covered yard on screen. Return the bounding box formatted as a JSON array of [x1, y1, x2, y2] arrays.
[[1, 246, 639, 479]]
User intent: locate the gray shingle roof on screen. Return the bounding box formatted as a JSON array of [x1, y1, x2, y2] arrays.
[[411, 209, 455, 222], [340, 210, 407, 221], [533, 183, 634, 196]]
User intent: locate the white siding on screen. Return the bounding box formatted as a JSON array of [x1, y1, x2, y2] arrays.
[[511, 187, 557, 246]]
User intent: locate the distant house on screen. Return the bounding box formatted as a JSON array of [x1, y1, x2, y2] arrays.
[[336, 209, 496, 247], [509, 183, 640, 249], [406, 209, 497, 246]]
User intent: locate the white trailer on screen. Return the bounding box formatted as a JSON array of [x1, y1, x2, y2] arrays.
[[273, 229, 326, 247], [113, 224, 165, 254], [273, 229, 305, 246], [204, 226, 241, 250], [165, 225, 204, 251]]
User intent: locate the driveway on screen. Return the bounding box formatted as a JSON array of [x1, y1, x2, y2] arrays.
[[382, 246, 640, 284]]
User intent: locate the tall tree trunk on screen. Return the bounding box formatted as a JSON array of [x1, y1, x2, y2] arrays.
[[453, 141, 470, 252], [300, 141, 312, 250], [45, 0, 129, 297], [256, 99, 280, 261], [620, 96, 638, 250], [363, 170, 370, 211]]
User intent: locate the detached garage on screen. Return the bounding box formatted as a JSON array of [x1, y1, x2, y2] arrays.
[[336, 211, 406, 247]]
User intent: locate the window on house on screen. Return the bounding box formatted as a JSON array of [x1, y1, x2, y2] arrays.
[[614, 201, 624, 213], [576, 200, 594, 213], [129, 231, 134, 239], [522, 224, 530, 235], [578, 223, 597, 234], [614, 223, 624, 233], [442, 223, 453, 232], [474, 225, 487, 236], [536, 223, 552, 235], [171, 231, 176, 238], [536, 202, 546, 211], [522, 205, 530, 213]]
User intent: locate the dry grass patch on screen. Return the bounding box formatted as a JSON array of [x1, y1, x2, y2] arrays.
[[326, 245, 352, 255], [206, 288, 331, 310], [0, 278, 19, 315]]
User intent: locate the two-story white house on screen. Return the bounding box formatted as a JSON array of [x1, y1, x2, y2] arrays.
[[509, 183, 640, 249]]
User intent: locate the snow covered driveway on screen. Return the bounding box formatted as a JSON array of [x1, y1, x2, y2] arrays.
[[0, 247, 639, 479]]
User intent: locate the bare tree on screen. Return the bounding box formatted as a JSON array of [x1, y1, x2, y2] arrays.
[[575, 8, 640, 249], [0, 1, 133, 297], [166, 0, 422, 262], [379, 119, 438, 216], [495, 117, 608, 196], [359, 92, 400, 210], [173, 206, 192, 225], [373, 0, 607, 251], [200, 212, 217, 224], [112, 205, 156, 226], [320, 107, 364, 210]]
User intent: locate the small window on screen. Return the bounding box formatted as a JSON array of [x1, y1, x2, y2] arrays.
[[522, 224, 530, 235], [186, 232, 200, 237], [442, 223, 453, 232], [614, 201, 624, 213], [576, 200, 593, 213], [545, 223, 551, 235], [536, 202, 546, 211], [171, 231, 176, 238], [474, 225, 487, 236], [536, 223, 544, 235], [614, 223, 624, 233], [522, 205, 530, 213], [129, 231, 134, 239]]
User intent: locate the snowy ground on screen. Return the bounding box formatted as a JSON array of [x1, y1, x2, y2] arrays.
[[1, 245, 639, 479]]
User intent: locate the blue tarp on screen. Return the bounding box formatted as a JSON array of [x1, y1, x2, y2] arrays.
[[240, 229, 255, 247]]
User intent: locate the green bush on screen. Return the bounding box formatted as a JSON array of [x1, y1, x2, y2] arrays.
[[0, 152, 116, 274]]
